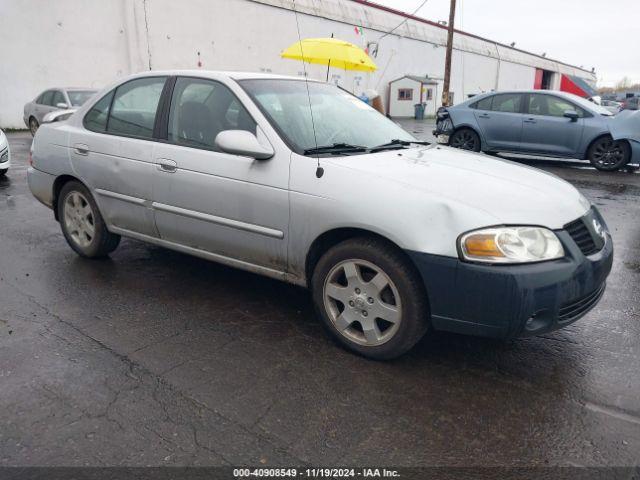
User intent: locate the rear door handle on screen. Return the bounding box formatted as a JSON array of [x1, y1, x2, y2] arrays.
[[478, 113, 490, 119], [524, 118, 537, 124], [157, 159, 177, 173], [73, 143, 90, 155]]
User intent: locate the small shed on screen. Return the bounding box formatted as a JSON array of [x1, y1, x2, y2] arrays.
[[388, 75, 440, 118]]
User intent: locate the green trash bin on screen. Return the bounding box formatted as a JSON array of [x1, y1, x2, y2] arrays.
[[414, 103, 426, 120]]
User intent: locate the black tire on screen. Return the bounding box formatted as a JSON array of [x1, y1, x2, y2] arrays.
[[29, 117, 39, 137], [0, 169, 7, 177], [449, 127, 481, 152], [57, 181, 120, 258], [587, 136, 630, 171], [311, 237, 429, 360]]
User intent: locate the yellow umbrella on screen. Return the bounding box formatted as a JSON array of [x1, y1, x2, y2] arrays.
[[281, 37, 377, 81]]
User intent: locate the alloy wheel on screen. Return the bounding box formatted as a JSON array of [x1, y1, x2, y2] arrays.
[[323, 259, 402, 347], [591, 138, 626, 169], [450, 130, 478, 151], [63, 191, 96, 248]]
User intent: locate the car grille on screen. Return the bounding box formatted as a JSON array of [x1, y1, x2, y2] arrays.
[[565, 218, 598, 255], [564, 208, 606, 256], [558, 283, 606, 323]]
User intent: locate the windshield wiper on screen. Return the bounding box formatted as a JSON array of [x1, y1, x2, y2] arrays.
[[303, 143, 367, 155], [369, 139, 430, 153]]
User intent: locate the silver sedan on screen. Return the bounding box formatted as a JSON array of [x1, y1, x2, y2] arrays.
[[23, 88, 97, 136], [27, 71, 612, 359]]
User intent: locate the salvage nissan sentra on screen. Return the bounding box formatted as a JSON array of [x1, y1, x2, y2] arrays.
[[27, 71, 613, 359]]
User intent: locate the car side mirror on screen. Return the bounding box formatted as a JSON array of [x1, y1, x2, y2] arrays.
[[563, 110, 579, 121], [43, 109, 76, 123], [215, 130, 274, 160], [56, 102, 69, 109]]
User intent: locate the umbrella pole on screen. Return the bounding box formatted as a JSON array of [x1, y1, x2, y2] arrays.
[[326, 59, 330, 82]]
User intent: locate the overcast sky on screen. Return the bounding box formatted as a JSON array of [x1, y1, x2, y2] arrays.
[[372, 0, 639, 87]]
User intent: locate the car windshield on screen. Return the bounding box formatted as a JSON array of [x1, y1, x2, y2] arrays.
[[240, 79, 415, 155], [67, 90, 97, 106]]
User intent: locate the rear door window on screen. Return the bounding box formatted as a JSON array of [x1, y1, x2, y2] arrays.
[[490, 93, 523, 113], [83, 91, 115, 133], [40, 91, 55, 106], [107, 77, 167, 139], [473, 96, 493, 110]]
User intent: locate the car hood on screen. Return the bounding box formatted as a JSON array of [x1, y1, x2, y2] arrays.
[[327, 145, 591, 229], [607, 109, 640, 143]]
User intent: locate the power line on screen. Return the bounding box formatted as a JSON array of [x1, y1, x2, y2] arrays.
[[378, 0, 429, 41]]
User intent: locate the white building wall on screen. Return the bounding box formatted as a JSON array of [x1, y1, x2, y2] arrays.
[[497, 62, 537, 91], [0, 0, 597, 128]]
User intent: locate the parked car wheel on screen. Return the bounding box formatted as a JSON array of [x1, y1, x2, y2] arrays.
[[0, 169, 7, 177], [58, 181, 120, 258], [29, 117, 39, 137], [449, 128, 481, 152], [311, 237, 429, 360], [587, 136, 630, 171]]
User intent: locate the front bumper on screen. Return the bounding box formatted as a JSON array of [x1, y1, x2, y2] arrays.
[[407, 214, 614, 339]]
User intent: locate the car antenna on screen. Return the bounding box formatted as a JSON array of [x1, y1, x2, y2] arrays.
[[292, 0, 324, 178]]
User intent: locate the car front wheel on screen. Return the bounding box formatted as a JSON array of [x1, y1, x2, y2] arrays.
[[587, 136, 630, 171], [58, 181, 120, 258], [449, 128, 481, 152], [0, 169, 7, 177], [311, 237, 429, 360], [29, 117, 39, 137]]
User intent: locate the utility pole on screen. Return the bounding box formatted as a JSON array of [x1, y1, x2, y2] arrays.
[[441, 0, 456, 106]]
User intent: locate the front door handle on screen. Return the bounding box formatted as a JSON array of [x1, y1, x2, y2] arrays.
[[157, 159, 177, 173], [73, 143, 90, 155]]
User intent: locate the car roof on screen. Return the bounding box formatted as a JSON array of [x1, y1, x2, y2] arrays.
[[123, 69, 317, 83], [475, 90, 584, 98]]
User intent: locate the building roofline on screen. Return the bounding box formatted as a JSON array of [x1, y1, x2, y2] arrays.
[[350, 0, 593, 75]]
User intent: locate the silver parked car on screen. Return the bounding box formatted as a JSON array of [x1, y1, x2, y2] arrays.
[[600, 99, 622, 115], [23, 88, 97, 136], [27, 71, 613, 359]]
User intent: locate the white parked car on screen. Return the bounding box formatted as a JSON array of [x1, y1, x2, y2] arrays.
[[27, 71, 613, 359], [0, 129, 10, 177], [601, 99, 622, 114]]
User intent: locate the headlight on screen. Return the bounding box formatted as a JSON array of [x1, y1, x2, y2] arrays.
[[459, 226, 564, 264]]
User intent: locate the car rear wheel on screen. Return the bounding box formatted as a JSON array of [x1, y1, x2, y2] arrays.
[[449, 128, 481, 152], [58, 181, 120, 258], [29, 117, 39, 137], [588, 136, 630, 171], [311, 237, 429, 360], [0, 169, 7, 177]]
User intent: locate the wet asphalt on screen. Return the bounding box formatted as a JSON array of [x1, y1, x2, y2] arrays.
[[1, 129, 639, 467]]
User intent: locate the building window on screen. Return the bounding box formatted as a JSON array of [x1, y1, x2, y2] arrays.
[[426, 88, 433, 100], [398, 88, 413, 101]]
